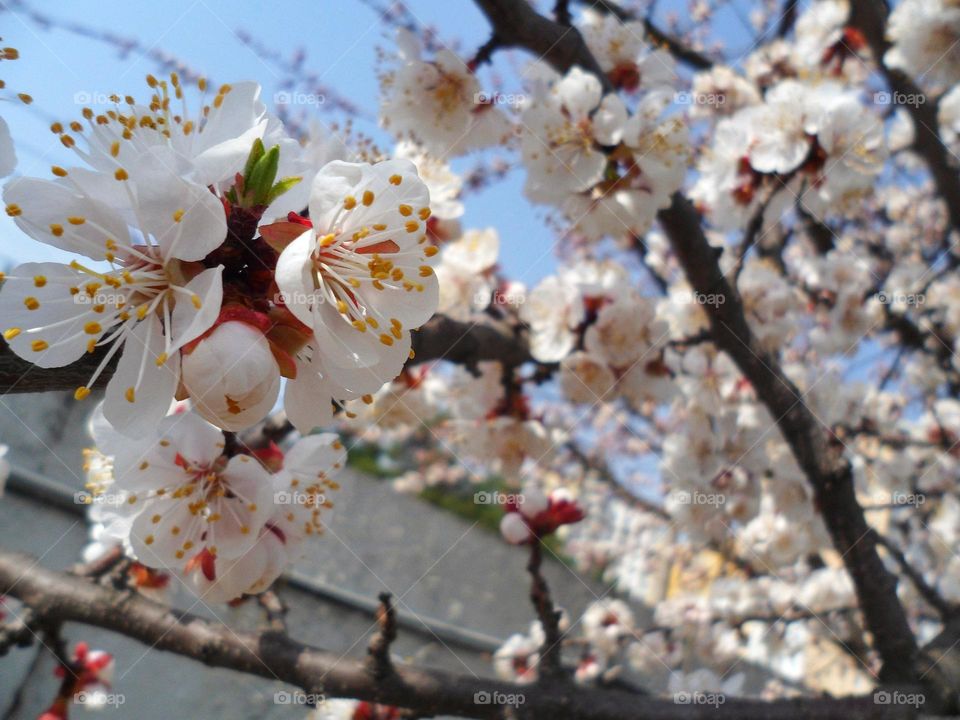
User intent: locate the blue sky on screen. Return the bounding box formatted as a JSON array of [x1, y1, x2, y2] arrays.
[[0, 0, 562, 284]]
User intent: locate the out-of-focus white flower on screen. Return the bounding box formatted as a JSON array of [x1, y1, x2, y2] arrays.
[[521, 66, 626, 204], [494, 622, 544, 683], [579, 9, 677, 92], [886, 0, 960, 88], [560, 351, 617, 404], [436, 227, 499, 320], [583, 599, 636, 657], [394, 140, 464, 220], [380, 29, 512, 156]]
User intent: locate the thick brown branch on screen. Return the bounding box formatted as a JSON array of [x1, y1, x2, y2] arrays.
[[0, 550, 925, 719], [849, 0, 960, 233], [578, 0, 714, 69], [658, 193, 921, 684], [0, 314, 532, 394]]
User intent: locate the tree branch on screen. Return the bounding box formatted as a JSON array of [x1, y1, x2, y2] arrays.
[[849, 0, 960, 233], [0, 550, 926, 719], [0, 314, 532, 394], [658, 193, 921, 684], [578, 0, 714, 70]]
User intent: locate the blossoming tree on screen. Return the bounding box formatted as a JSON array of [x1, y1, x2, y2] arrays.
[[1, 0, 960, 717]]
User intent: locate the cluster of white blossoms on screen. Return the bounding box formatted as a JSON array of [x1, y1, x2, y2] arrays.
[[379, 29, 513, 156], [84, 405, 345, 602], [520, 65, 688, 241], [692, 79, 887, 230], [1, 75, 440, 436], [0, 73, 443, 601]]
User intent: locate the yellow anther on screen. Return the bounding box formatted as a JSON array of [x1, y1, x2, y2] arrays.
[[84, 322, 102, 335], [155, 352, 168, 366], [5, 203, 22, 217], [114, 168, 129, 181], [362, 190, 375, 206], [3, 328, 20, 340], [418, 207, 431, 220], [50, 224, 64, 237], [405, 220, 419, 233], [389, 174, 402, 185], [379, 333, 394, 346], [110, 141, 120, 157], [23, 296, 39, 310], [172, 209, 185, 222], [191, 294, 201, 309], [125, 386, 136, 403], [31, 340, 49, 352], [343, 195, 357, 210], [398, 204, 413, 216], [424, 245, 439, 257], [51, 166, 68, 177], [67, 216, 86, 225], [74, 386, 91, 400]]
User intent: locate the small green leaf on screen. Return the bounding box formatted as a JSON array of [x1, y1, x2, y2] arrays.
[[242, 138, 266, 182], [266, 176, 302, 205], [248, 145, 280, 205]]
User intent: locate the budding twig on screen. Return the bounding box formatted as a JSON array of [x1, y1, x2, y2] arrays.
[[526, 541, 566, 680], [367, 592, 398, 679]]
